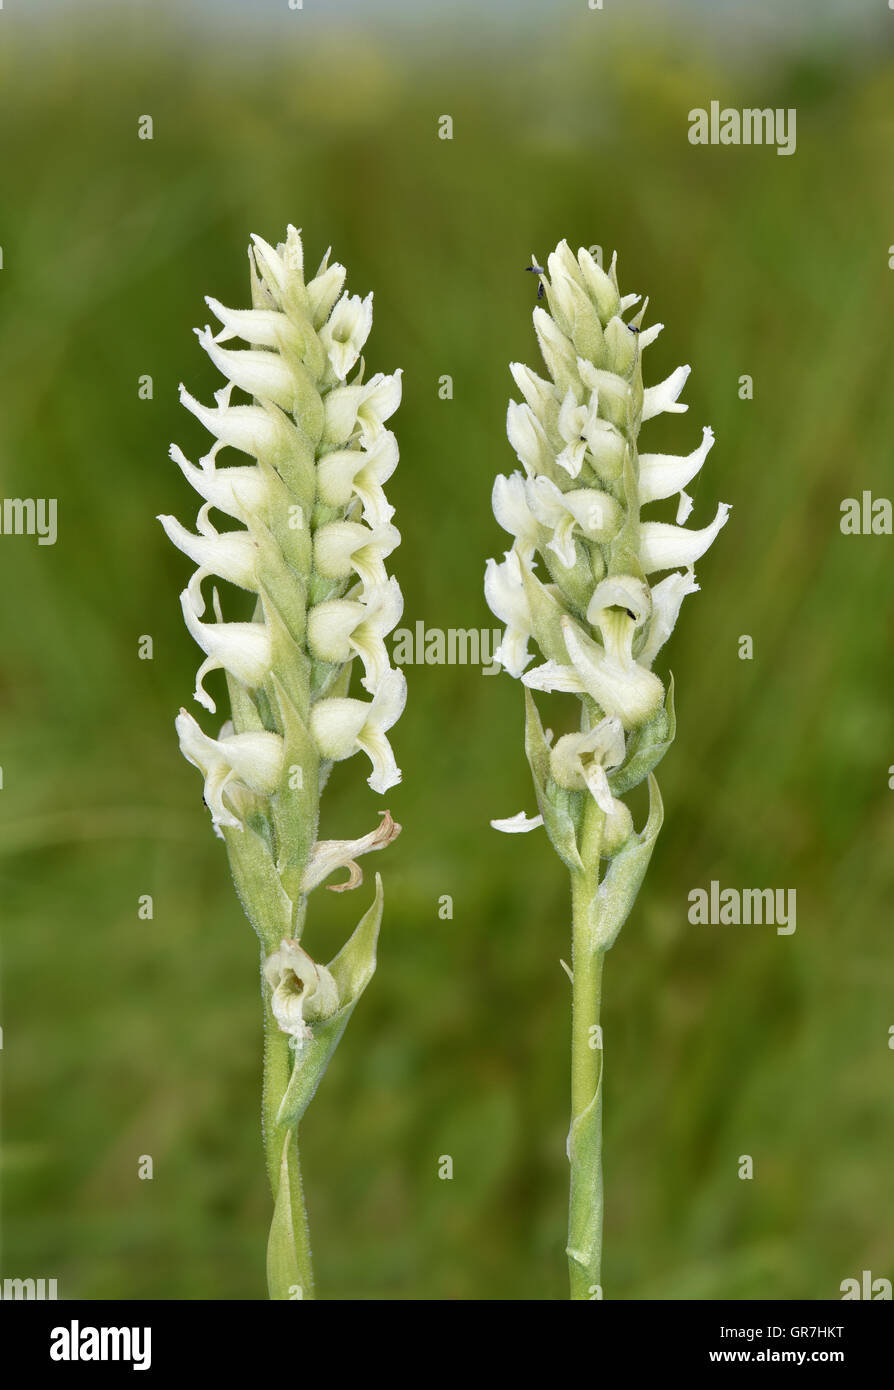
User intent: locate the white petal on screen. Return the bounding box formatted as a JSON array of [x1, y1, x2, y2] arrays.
[[575, 360, 630, 416], [265, 938, 339, 1039], [509, 362, 555, 416], [222, 731, 284, 793], [638, 570, 700, 667], [641, 365, 691, 421], [175, 709, 282, 830], [490, 811, 544, 833], [549, 718, 626, 790], [368, 665, 407, 732], [195, 327, 299, 411], [561, 488, 622, 542], [556, 386, 587, 445], [323, 371, 402, 446], [170, 445, 271, 523], [492, 472, 540, 556], [587, 574, 652, 630], [576, 248, 620, 321], [179, 386, 290, 460], [320, 292, 373, 380], [313, 520, 400, 587], [637, 322, 663, 348], [639, 502, 731, 574], [357, 728, 402, 794], [205, 297, 297, 350], [180, 593, 272, 711], [506, 400, 550, 476], [357, 370, 402, 438], [546, 513, 578, 569], [159, 514, 258, 608], [306, 261, 347, 325], [562, 618, 664, 730], [521, 659, 585, 693], [250, 233, 289, 300], [583, 762, 615, 816], [308, 581, 403, 690], [317, 431, 398, 525], [310, 696, 369, 760], [484, 552, 533, 677], [639, 426, 715, 504], [555, 440, 587, 479]]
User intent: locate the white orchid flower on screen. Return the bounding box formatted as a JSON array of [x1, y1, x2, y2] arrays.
[[638, 425, 715, 504], [310, 668, 407, 793], [313, 520, 401, 591], [484, 550, 535, 677], [641, 364, 691, 421], [264, 939, 340, 1044], [179, 383, 296, 461], [179, 590, 272, 713], [175, 708, 283, 834], [159, 503, 259, 615], [169, 442, 273, 526], [316, 430, 399, 526], [506, 399, 553, 476], [319, 292, 374, 380], [322, 369, 403, 446], [639, 501, 731, 573], [526, 475, 622, 567], [307, 578, 404, 693]]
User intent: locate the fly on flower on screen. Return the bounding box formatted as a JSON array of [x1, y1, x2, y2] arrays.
[[525, 262, 546, 298]]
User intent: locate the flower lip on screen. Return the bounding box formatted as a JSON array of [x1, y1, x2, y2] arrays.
[[638, 501, 731, 574], [309, 668, 406, 793]]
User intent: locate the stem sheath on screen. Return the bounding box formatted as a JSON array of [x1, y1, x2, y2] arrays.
[[263, 1001, 315, 1300]]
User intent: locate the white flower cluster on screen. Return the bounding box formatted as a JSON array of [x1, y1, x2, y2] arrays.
[[162, 226, 406, 838], [486, 241, 729, 852]]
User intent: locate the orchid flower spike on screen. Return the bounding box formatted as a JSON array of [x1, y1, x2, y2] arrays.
[[163, 224, 405, 875], [485, 238, 730, 1303], [486, 239, 729, 857], [162, 226, 406, 1302]]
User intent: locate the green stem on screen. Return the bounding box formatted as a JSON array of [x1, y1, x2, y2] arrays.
[[567, 798, 606, 1301], [263, 998, 315, 1300]]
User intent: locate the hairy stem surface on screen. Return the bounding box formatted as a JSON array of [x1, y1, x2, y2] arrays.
[[568, 798, 606, 1301]]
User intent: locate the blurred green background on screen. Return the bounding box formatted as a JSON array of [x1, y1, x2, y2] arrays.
[[1, 0, 893, 1300]]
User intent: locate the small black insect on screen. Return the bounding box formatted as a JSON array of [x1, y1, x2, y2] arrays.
[[628, 324, 640, 334], [525, 264, 546, 299]]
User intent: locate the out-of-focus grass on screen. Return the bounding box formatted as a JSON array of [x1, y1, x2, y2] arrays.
[[1, 5, 893, 1299]]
